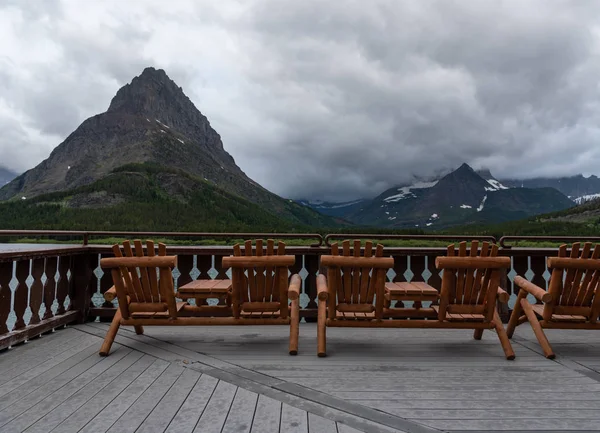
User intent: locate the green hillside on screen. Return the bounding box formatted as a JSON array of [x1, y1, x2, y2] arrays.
[[0, 164, 329, 231]]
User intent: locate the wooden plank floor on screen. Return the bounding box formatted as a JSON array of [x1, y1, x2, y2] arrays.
[[4, 323, 600, 432], [0, 326, 405, 433], [87, 322, 600, 433]]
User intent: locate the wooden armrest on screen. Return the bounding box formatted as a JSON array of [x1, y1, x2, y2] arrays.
[[496, 287, 509, 303], [104, 286, 117, 302], [317, 274, 328, 301], [288, 274, 301, 301], [514, 276, 552, 302]]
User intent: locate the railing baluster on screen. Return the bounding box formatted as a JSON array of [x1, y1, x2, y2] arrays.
[[214, 254, 229, 280], [99, 253, 115, 307], [56, 256, 71, 315], [177, 254, 194, 288], [13, 260, 30, 331], [43, 257, 57, 320], [28, 258, 44, 325], [512, 256, 528, 296], [0, 262, 12, 334], [304, 253, 319, 311]]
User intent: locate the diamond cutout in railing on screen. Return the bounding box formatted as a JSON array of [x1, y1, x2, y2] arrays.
[[403, 268, 414, 282], [300, 293, 310, 309], [94, 266, 103, 279], [299, 267, 309, 280], [507, 267, 517, 283], [421, 268, 432, 281], [386, 268, 396, 282], [172, 268, 181, 280], [524, 268, 535, 281], [542, 268, 552, 283], [190, 267, 200, 280]]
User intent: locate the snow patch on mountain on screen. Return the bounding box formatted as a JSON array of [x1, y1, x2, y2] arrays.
[[573, 193, 600, 204], [383, 181, 438, 202], [477, 195, 488, 212]]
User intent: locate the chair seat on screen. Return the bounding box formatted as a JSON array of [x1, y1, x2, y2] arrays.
[[431, 306, 486, 321], [240, 310, 282, 318], [531, 304, 588, 322], [335, 311, 376, 320], [131, 301, 188, 318], [385, 282, 439, 301]]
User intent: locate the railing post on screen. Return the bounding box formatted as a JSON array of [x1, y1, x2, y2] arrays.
[[70, 253, 94, 324]]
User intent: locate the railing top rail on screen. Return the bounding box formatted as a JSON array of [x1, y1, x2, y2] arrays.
[[0, 230, 324, 247], [324, 233, 496, 247], [499, 236, 600, 249]]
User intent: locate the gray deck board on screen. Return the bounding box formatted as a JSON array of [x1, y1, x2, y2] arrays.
[[52, 354, 157, 433], [2, 347, 132, 433], [164, 374, 218, 433], [194, 380, 237, 433], [25, 350, 144, 433], [0, 334, 98, 398], [136, 368, 200, 433], [250, 395, 282, 433], [281, 403, 309, 433], [0, 344, 104, 427], [106, 363, 185, 433], [0, 331, 93, 387], [221, 387, 258, 433], [308, 412, 338, 433], [78, 358, 170, 433]]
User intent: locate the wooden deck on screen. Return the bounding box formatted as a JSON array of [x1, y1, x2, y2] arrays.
[[2, 324, 600, 433]]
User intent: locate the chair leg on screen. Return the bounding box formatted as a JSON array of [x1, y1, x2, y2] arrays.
[[134, 325, 144, 335], [493, 311, 515, 360], [473, 329, 483, 340], [317, 300, 327, 357], [521, 299, 555, 359], [99, 308, 122, 356], [507, 290, 527, 338], [289, 299, 299, 355]]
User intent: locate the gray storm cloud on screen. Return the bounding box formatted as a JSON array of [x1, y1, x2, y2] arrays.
[[1, 0, 600, 201]]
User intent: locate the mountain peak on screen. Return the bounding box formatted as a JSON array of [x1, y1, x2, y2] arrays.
[[456, 162, 475, 173], [106, 67, 189, 119]]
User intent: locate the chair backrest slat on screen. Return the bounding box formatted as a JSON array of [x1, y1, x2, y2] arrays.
[[224, 240, 294, 318], [436, 241, 507, 321], [462, 240, 479, 304], [559, 243, 581, 306], [455, 242, 468, 303], [342, 240, 352, 304], [323, 241, 392, 319], [101, 242, 177, 319], [145, 240, 161, 303], [576, 244, 600, 306], [545, 242, 600, 321], [359, 241, 373, 303]]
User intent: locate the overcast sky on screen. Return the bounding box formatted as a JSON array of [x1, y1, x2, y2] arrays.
[[2, 0, 600, 201]]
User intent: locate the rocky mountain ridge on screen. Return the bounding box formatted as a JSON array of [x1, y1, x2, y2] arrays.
[[0, 67, 339, 228]]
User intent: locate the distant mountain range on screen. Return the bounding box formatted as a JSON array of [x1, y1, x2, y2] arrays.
[[501, 175, 600, 204], [299, 164, 577, 229], [0, 67, 340, 230], [0, 167, 17, 185]]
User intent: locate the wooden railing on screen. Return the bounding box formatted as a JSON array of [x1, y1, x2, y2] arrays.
[[1, 231, 598, 349]]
